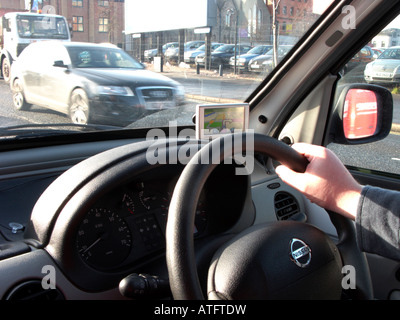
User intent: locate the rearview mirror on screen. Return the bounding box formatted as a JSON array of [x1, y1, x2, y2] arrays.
[[327, 84, 393, 145]]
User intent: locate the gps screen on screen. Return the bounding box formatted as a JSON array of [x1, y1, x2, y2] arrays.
[[196, 103, 249, 139]]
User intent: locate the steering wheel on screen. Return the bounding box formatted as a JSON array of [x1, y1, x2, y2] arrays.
[[166, 133, 373, 300]]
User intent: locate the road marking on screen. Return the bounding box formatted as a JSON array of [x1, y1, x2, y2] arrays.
[[392, 158, 400, 161]]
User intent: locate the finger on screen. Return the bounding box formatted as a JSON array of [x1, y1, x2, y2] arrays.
[[275, 165, 300, 184], [291, 143, 325, 160]]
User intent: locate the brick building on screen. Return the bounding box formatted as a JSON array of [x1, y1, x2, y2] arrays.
[[0, 0, 125, 47], [265, 0, 315, 43]]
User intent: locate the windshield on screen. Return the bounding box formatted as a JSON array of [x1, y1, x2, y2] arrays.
[[377, 48, 400, 60], [214, 44, 234, 53], [195, 44, 206, 51], [16, 15, 69, 39], [2, 0, 335, 139], [247, 46, 270, 55]]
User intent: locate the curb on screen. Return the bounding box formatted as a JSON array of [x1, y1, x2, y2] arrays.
[[391, 123, 400, 134], [185, 93, 242, 104]]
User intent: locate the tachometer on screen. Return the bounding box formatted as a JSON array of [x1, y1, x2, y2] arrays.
[[76, 208, 132, 270]]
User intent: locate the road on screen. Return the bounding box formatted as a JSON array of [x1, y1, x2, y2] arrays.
[[0, 81, 69, 127], [0, 76, 400, 175]]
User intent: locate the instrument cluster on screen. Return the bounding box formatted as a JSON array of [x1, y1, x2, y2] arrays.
[[75, 177, 208, 271]]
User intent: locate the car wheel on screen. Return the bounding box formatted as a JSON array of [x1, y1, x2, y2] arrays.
[[2, 57, 11, 83], [69, 89, 90, 125], [12, 78, 31, 111]]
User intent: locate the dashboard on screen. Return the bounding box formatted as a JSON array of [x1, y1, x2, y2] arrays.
[[0, 137, 316, 299]]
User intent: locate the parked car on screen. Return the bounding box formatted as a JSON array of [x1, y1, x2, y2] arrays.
[[364, 46, 400, 85], [248, 45, 293, 73], [164, 40, 205, 64], [195, 44, 252, 69], [10, 41, 185, 126], [229, 45, 273, 71], [1, 0, 400, 304], [184, 43, 224, 65], [144, 42, 179, 62], [344, 46, 375, 74]]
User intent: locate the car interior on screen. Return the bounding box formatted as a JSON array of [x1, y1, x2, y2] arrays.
[[0, 0, 400, 303]]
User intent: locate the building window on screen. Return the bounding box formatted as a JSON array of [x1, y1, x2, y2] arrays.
[[72, 16, 84, 32], [290, 7, 294, 16], [99, 18, 109, 33], [72, 0, 83, 7], [98, 0, 109, 6], [225, 13, 231, 27], [283, 6, 287, 15], [257, 9, 262, 32]]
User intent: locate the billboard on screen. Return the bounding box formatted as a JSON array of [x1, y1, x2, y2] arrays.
[[125, 0, 217, 34]]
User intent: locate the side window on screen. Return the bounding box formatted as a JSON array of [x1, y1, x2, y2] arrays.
[[328, 14, 400, 176]]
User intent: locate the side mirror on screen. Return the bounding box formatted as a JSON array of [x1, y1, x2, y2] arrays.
[[327, 84, 393, 145], [53, 60, 68, 68], [2, 17, 11, 32]]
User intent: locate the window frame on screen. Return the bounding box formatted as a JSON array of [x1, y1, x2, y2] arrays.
[[72, 16, 84, 32]]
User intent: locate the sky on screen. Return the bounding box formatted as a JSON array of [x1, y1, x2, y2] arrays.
[[385, 16, 400, 29], [312, 1, 400, 30], [313, 0, 334, 14]]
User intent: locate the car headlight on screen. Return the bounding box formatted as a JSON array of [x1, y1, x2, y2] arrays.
[[394, 66, 400, 74], [97, 86, 134, 96], [238, 58, 246, 63]]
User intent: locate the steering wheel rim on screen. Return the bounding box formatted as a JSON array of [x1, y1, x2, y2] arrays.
[[166, 133, 373, 300]]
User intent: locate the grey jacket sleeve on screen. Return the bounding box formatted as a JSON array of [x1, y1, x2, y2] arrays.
[[356, 185, 400, 261]]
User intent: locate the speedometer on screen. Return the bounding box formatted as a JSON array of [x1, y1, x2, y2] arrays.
[[76, 208, 132, 270]]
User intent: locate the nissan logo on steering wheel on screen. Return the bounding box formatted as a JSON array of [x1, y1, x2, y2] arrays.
[[289, 238, 312, 268]]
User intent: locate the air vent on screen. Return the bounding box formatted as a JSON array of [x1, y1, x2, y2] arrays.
[[274, 192, 300, 220], [5, 280, 64, 300]]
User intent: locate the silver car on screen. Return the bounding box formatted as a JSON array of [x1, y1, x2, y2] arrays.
[[248, 45, 293, 73], [364, 46, 400, 85]]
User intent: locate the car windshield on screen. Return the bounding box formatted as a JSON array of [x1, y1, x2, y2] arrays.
[[377, 48, 400, 60], [264, 46, 292, 56], [16, 14, 69, 39], [247, 46, 269, 54], [213, 44, 234, 53], [2, 0, 335, 139]]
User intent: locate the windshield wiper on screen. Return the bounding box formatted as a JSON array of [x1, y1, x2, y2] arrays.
[[0, 123, 121, 139]]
